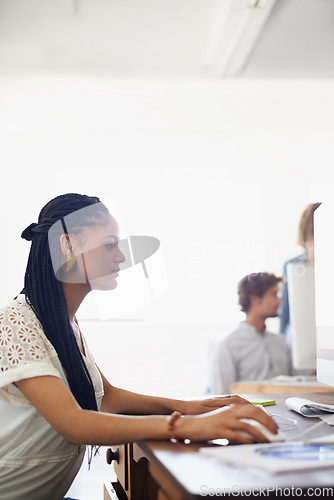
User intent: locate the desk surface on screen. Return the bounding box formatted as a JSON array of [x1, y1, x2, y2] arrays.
[[134, 393, 334, 498], [231, 379, 334, 394]]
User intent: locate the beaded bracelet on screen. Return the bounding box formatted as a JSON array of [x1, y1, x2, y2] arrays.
[[167, 411, 183, 442]]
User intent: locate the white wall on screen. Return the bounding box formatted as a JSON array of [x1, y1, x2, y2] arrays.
[[1, 76, 333, 396]]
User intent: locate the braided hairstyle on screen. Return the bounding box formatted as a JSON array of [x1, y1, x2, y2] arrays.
[[21, 193, 109, 411]]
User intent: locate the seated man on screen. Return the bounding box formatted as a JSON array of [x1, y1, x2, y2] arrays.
[[210, 272, 292, 394]]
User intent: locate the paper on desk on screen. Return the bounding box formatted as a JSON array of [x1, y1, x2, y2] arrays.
[[319, 414, 334, 426], [285, 397, 334, 417], [199, 442, 334, 474]]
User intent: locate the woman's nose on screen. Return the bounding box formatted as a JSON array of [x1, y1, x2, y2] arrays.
[[116, 248, 126, 263]]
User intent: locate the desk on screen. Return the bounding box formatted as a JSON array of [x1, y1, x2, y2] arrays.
[[231, 379, 334, 394], [104, 392, 334, 500]]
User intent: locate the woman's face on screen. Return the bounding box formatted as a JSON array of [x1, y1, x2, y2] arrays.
[[71, 213, 125, 290]]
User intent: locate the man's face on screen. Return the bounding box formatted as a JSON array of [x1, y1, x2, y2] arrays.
[[257, 285, 281, 319]]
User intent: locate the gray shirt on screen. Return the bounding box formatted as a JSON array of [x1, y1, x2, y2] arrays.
[[210, 321, 293, 394]]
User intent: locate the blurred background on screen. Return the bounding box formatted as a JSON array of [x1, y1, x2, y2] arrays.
[[0, 0, 333, 400]]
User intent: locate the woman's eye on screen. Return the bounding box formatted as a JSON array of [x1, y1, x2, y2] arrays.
[[105, 243, 117, 249]]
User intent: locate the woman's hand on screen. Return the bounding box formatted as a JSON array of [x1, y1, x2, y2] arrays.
[[180, 394, 251, 415], [176, 404, 279, 444]]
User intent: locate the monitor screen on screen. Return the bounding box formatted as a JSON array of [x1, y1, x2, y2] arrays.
[[287, 262, 316, 370], [315, 202, 334, 386]]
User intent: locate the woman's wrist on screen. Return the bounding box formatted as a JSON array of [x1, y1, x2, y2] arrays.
[[167, 411, 183, 441], [168, 413, 201, 442], [170, 398, 191, 415]]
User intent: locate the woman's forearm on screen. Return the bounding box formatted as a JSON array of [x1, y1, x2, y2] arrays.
[[99, 375, 251, 417], [14, 375, 189, 445], [100, 384, 188, 415], [65, 410, 175, 445]]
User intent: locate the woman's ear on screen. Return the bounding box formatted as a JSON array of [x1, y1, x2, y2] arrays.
[[59, 233, 73, 256], [59, 234, 78, 274]]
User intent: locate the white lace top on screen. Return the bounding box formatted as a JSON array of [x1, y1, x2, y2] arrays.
[[0, 295, 104, 500]]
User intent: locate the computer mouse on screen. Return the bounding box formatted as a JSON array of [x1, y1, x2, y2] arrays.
[[239, 419, 285, 442]]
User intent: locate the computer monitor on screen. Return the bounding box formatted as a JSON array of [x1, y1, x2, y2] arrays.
[[287, 262, 316, 370], [315, 202, 334, 386]]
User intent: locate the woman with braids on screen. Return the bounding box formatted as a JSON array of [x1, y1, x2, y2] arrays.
[[0, 193, 278, 500]]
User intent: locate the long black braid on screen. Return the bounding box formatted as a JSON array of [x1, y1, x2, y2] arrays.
[[21, 193, 109, 411]]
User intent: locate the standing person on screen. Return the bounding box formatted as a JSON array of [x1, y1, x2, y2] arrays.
[[211, 272, 292, 395], [0, 193, 278, 500], [279, 202, 322, 337]]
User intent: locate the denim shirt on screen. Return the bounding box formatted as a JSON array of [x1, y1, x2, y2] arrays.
[[279, 251, 307, 337]]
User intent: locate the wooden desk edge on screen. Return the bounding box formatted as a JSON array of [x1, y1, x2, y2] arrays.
[[231, 381, 334, 394]]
